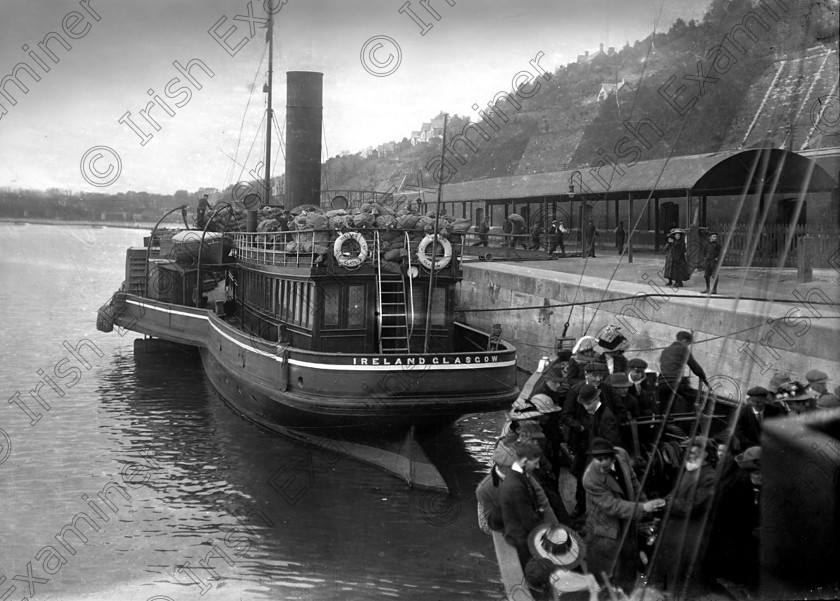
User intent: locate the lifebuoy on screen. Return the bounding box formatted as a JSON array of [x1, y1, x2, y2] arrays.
[[334, 231, 369, 268], [416, 234, 452, 270]]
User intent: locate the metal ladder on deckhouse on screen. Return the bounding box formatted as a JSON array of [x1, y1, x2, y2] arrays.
[[374, 231, 413, 354]]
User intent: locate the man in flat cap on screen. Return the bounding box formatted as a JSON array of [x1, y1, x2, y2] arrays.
[[735, 386, 786, 451], [626, 358, 659, 416], [806, 370, 840, 410], [583, 437, 664, 591], [562, 383, 623, 518]]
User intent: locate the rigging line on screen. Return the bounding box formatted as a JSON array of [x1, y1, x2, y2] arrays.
[[460, 293, 838, 312], [622, 0, 662, 127], [225, 43, 269, 190], [679, 140, 817, 598], [564, 0, 662, 338], [489, 315, 839, 355], [272, 115, 285, 159], [322, 124, 331, 191], [582, 106, 695, 336], [237, 112, 268, 186], [271, 118, 284, 178], [645, 163, 800, 595], [611, 328, 704, 588]]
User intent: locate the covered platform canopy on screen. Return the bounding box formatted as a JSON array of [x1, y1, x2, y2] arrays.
[[440, 148, 838, 203]]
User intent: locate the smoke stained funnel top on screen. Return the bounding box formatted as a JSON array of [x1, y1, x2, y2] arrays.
[[284, 71, 323, 211]]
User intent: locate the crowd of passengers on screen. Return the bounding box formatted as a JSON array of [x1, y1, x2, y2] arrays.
[[476, 325, 839, 600]]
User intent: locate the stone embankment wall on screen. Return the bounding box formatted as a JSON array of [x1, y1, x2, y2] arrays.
[[458, 263, 839, 400]]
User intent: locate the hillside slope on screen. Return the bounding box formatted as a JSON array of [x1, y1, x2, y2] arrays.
[[322, 0, 839, 198]]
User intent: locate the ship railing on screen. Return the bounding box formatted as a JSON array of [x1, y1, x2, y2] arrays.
[[232, 229, 465, 270]]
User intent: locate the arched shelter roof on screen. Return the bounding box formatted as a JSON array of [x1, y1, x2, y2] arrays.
[[439, 148, 838, 203]]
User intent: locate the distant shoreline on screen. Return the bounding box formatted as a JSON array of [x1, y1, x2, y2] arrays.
[[0, 217, 156, 229]]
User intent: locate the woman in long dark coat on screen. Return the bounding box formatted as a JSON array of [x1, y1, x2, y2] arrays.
[[663, 233, 676, 285], [663, 230, 691, 287]]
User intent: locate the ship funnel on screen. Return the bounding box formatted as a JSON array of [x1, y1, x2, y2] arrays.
[[284, 71, 323, 210]]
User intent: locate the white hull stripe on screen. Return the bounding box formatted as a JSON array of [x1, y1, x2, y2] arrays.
[[123, 298, 515, 372], [287, 358, 518, 371], [126, 299, 209, 321], [209, 319, 284, 360]]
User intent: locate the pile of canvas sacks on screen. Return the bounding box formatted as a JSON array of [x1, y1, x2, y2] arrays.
[[255, 203, 471, 271]]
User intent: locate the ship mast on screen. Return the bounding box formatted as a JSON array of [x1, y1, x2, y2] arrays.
[[264, 12, 274, 204]]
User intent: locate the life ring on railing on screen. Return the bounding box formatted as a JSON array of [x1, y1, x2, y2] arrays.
[[416, 234, 452, 270], [333, 231, 369, 268]]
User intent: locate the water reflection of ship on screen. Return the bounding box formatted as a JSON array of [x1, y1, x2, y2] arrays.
[[123, 339, 489, 495], [98, 341, 503, 599]]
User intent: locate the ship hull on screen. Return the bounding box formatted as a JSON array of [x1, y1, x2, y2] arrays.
[[108, 292, 518, 489]]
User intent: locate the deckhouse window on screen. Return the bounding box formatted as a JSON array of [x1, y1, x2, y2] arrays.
[[348, 285, 365, 328], [320, 284, 366, 329], [323, 285, 340, 327]]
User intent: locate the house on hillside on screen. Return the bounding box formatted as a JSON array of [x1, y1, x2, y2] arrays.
[[410, 130, 422, 146], [597, 77, 630, 101], [577, 43, 616, 64], [377, 141, 396, 156]]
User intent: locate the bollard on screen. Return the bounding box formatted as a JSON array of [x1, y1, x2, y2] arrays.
[[797, 235, 814, 283]]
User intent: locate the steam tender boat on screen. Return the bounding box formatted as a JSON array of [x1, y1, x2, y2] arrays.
[[97, 70, 518, 492]]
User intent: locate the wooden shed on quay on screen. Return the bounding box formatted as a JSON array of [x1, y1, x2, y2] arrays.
[[432, 147, 839, 267]]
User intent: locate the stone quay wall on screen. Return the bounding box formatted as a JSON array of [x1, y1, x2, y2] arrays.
[[457, 263, 839, 401]]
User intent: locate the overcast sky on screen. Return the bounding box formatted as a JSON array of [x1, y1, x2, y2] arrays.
[[0, 0, 712, 193]]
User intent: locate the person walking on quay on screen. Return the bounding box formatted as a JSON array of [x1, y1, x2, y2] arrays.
[[700, 232, 721, 294], [509, 215, 527, 249], [547, 219, 567, 258], [585, 219, 598, 257], [582, 437, 665, 591], [530, 221, 544, 251], [471, 217, 489, 247], [614, 221, 626, 254], [502, 217, 512, 247], [671, 229, 690, 287], [663, 229, 691, 287]]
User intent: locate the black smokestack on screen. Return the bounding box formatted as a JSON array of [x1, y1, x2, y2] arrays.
[[284, 71, 323, 210]]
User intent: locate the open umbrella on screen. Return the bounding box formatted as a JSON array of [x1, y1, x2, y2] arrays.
[[508, 213, 525, 225]]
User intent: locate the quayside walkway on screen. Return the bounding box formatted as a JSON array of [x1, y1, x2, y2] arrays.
[[457, 252, 839, 398]]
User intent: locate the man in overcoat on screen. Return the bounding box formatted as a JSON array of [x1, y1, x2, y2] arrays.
[[583, 438, 664, 591], [498, 441, 546, 568], [701, 232, 721, 294]]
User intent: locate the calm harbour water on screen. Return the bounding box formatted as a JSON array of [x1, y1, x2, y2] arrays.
[[0, 223, 510, 601]]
